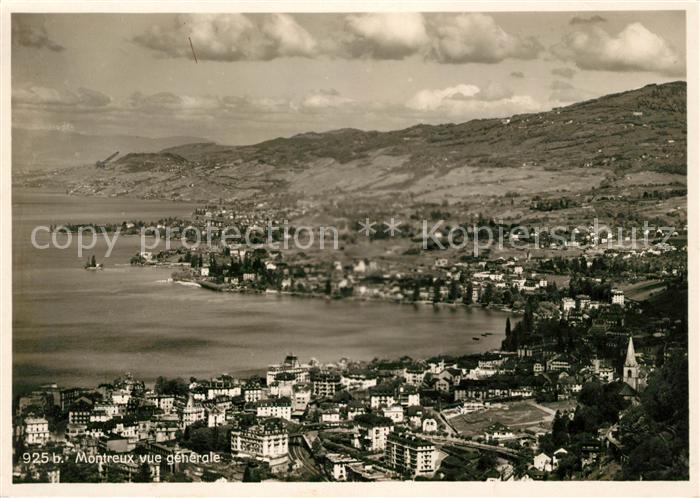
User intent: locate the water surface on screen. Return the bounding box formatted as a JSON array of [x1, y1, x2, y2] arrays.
[[12, 190, 509, 391]]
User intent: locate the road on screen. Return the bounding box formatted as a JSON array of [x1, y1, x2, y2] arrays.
[[433, 408, 458, 435]]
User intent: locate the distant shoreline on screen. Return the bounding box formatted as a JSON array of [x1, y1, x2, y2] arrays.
[[172, 274, 519, 315]]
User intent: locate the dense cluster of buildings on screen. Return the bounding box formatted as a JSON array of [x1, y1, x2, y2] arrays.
[[13, 310, 663, 483], [132, 201, 686, 315], [14, 202, 686, 483]]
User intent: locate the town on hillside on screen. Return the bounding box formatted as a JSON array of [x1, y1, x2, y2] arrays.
[[13, 271, 688, 482], [10, 9, 691, 489]]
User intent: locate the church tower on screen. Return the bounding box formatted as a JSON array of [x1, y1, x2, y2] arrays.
[[623, 336, 639, 390]]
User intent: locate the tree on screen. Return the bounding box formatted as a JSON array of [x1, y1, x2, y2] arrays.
[[412, 282, 420, 302], [618, 352, 689, 480], [432, 280, 442, 303], [154, 376, 188, 396], [555, 453, 580, 479], [132, 462, 151, 483], [551, 410, 569, 447], [481, 283, 494, 306], [476, 451, 497, 472], [163, 471, 192, 482], [59, 460, 100, 483], [448, 280, 459, 302], [104, 466, 126, 482], [465, 281, 474, 305], [243, 462, 262, 482], [501, 317, 514, 351]]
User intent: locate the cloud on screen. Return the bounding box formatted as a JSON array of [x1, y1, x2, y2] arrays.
[[510, 71, 525, 78], [479, 82, 515, 101], [406, 83, 539, 117], [12, 15, 64, 52], [427, 13, 542, 63], [134, 13, 543, 65], [548, 81, 596, 104], [569, 15, 606, 25], [334, 13, 429, 60], [552, 23, 684, 76], [551, 67, 576, 78], [13, 86, 110, 108], [300, 89, 356, 110], [549, 80, 574, 90], [129, 92, 185, 110], [14, 83, 549, 145], [133, 13, 317, 61]]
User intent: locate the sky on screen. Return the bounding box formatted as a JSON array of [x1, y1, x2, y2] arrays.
[[11, 10, 687, 145]]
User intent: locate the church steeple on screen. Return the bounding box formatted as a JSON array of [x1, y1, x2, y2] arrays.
[[624, 336, 638, 367], [624, 336, 639, 390]]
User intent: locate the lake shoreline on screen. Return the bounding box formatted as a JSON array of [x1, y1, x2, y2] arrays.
[[13, 190, 511, 395], [169, 272, 520, 315]]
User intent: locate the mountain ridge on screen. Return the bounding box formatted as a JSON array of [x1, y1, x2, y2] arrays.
[[15, 81, 687, 203]]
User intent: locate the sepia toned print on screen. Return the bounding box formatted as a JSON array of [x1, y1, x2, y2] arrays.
[[4, 4, 695, 493]]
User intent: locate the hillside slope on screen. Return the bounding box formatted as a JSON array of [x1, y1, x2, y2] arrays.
[[15, 82, 686, 202]]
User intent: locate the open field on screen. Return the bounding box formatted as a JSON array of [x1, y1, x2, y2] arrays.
[[449, 399, 578, 437], [620, 279, 666, 301]]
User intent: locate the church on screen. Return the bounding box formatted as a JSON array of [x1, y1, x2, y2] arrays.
[[623, 336, 648, 392]]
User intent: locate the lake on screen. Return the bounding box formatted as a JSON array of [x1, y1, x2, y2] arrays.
[[12, 190, 510, 392]]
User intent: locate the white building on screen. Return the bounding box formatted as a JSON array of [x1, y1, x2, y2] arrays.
[[612, 289, 625, 306], [403, 368, 426, 386], [382, 405, 405, 424], [370, 392, 396, 409], [266, 355, 310, 385], [422, 418, 438, 433], [325, 453, 359, 481], [355, 414, 394, 452], [461, 400, 486, 413], [485, 424, 515, 442], [533, 452, 554, 472], [292, 385, 311, 416], [321, 407, 342, 425], [341, 372, 377, 391], [181, 394, 205, 428], [207, 406, 226, 427], [385, 432, 437, 478], [205, 380, 241, 400], [256, 398, 292, 421], [230, 419, 289, 466], [562, 298, 576, 314], [111, 389, 131, 405], [243, 381, 265, 403], [148, 394, 175, 413], [23, 417, 50, 446]]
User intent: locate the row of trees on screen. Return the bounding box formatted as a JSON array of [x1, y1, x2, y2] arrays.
[[501, 309, 534, 351]]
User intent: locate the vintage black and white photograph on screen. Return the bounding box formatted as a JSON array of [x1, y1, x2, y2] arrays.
[[1, 1, 697, 495]]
